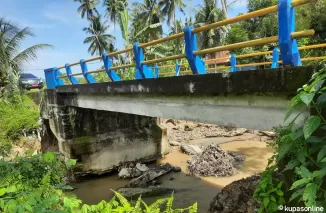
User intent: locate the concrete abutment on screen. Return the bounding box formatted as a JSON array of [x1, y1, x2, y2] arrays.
[[41, 90, 169, 174]]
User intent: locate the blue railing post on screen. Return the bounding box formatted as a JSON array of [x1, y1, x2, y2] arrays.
[[175, 62, 180, 76], [55, 69, 65, 86], [80, 59, 96, 83], [102, 52, 120, 81], [271, 48, 280, 68], [44, 68, 58, 89], [155, 65, 159, 78], [133, 42, 154, 79], [278, 0, 301, 66], [65, 64, 79, 84], [230, 54, 237, 72], [184, 26, 206, 75]]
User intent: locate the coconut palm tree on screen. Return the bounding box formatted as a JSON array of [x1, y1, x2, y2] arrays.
[[83, 16, 116, 56], [74, 0, 100, 20], [131, 0, 164, 43], [195, 0, 226, 50], [159, 0, 187, 24], [0, 17, 52, 101], [104, 0, 127, 25], [104, 0, 130, 52]]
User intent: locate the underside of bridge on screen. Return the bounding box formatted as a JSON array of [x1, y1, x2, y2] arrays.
[[41, 66, 316, 173]]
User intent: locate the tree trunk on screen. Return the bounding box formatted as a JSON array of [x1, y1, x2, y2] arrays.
[[221, 0, 228, 18]]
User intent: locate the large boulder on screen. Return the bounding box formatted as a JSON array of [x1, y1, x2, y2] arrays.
[[208, 175, 261, 213]]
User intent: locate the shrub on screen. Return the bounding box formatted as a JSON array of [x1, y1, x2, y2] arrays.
[[0, 95, 39, 141], [0, 153, 198, 212], [254, 67, 326, 212]]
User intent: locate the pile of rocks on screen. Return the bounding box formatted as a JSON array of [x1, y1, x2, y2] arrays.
[[118, 163, 150, 179], [161, 119, 248, 142], [188, 144, 244, 177], [118, 162, 181, 187]]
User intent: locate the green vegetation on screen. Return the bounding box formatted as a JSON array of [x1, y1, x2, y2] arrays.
[[0, 152, 197, 212], [254, 66, 326, 212], [0, 95, 40, 156]]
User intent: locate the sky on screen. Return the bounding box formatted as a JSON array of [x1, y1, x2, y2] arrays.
[[0, 0, 247, 78]]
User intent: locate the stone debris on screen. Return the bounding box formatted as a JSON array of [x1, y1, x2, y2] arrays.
[[118, 163, 150, 179], [136, 163, 150, 172], [208, 175, 261, 213], [259, 131, 276, 138], [127, 163, 174, 187], [173, 166, 181, 172], [118, 168, 133, 179], [180, 143, 202, 155], [188, 144, 244, 177], [160, 119, 250, 142], [169, 141, 181, 146]]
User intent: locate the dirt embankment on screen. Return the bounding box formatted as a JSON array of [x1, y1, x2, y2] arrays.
[[160, 119, 275, 143]]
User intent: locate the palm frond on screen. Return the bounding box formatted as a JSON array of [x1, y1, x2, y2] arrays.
[[11, 44, 53, 72]]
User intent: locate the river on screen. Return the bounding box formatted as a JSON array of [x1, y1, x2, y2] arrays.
[[72, 135, 273, 212]]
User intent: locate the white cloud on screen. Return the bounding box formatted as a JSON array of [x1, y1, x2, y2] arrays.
[[0, 14, 54, 29], [42, 2, 86, 26]]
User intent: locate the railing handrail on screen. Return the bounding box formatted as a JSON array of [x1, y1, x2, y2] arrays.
[[55, 0, 316, 70], [58, 37, 325, 79]]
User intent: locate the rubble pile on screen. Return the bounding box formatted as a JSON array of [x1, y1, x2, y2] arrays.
[[161, 119, 248, 142], [188, 144, 244, 177]]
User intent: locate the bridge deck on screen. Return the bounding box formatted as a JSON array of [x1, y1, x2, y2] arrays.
[[51, 66, 315, 130]]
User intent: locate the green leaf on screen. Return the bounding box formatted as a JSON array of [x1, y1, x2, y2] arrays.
[[283, 160, 299, 172], [25, 204, 33, 211], [317, 93, 326, 109], [43, 152, 55, 163], [283, 159, 300, 171], [306, 136, 324, 143], [317, 147, 326, 162], [276, 190, 284, 196], [303, 116, 321, 139], [65, 159, 77, 168], [298, 166, 312, 179], [303, 183, 317, 207], [277, 135, 294, 161], [289, 188, 304, 202], [270, 196, 276, 202], [0, 188, 6, 196], [320, 157, 326, 162], [300, 93, 315, 105], [263, 197, 269, 207], [61, 185, 74, 190], [313, 168, 326, 180], [6, 185, 17, 193], [310, 80, 325, 93], [290, 128, 304, 140], [321, 125, 326, 130], [284, 95, 306, 122], [290, 178, 310, 190]]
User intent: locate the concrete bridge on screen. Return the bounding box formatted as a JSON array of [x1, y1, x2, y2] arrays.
[[41, 66, 314, 173], [41, 0, 320, 173]]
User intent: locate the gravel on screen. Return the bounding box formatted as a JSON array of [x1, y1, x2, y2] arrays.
[[188, 144, 245, 177]]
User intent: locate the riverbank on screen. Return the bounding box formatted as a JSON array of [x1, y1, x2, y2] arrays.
[[72, 132, 274, 212]]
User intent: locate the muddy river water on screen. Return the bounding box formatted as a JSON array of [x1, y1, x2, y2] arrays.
[[73, 135, 273, 212]]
